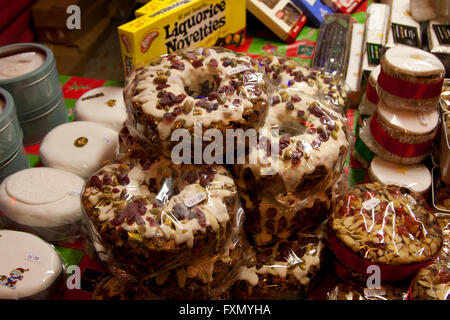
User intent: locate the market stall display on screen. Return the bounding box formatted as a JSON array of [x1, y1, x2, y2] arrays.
[[0, 0, 449, 302]]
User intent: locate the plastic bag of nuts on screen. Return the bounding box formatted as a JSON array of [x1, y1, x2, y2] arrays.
[[328, 183, 443, 281], [409, 257, 450, 300], [326, 281, 408, 300]]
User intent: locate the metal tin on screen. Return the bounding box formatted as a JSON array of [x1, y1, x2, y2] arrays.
[[431, 167, 450, 214], [439, 112, 450, 184], [0, 146, 30, 184], [19, 94, 68, 146], [0, 43, 62, 117], [0, 88, 23, 162]]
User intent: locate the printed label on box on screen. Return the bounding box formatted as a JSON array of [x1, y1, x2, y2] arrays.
[[392, 23, 420, 48], [367, 43, 382, 66], [433, 24, 450, 45], [119, 0, 246, 76]]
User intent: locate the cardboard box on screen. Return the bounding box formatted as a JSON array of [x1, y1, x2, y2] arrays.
[[322, 0, 364, 14], [43, 16, 111, 76], [385, 0, 421, 48], [247, 0, 307, 44], [31, 0, 92, 28], [291, 0, 333, 28], [33, 0, 109, 45], [135, 0, 180, 17], [345, 23, 365, 108], [118, 0, 246, 77]]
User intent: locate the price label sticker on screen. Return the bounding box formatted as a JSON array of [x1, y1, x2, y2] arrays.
[[227, 65, 249, 75], [101, 137, 112, 144], [364, 287, 386, 297], [363, 197, 380, 210], [25, 253, 41, 263], [184, 192, 207, 208], [68, 190, 81, 197]]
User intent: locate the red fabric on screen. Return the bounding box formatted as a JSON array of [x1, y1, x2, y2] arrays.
[[366, 81, 379, 105], [327, 220, 436, 281], [378, 68, 443, 100], [0, 0, 34, 32], [0, 8, 33, 46], [370, 112, 434, 158]]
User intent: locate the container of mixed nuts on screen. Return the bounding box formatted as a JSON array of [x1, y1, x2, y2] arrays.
[[439, 112, 450, 184], [431, 167, 450, 214], [328, 183, 443, 281], [409, 258, 450, 300]]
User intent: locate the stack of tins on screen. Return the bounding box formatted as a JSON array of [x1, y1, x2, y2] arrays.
[[0, 43, 67, 145], [0, 88, 29, 183]]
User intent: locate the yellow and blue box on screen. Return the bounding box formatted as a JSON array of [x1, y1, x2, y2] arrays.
[[119, 0, 246, 76]]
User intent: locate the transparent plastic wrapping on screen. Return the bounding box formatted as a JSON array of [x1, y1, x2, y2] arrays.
[[429, 21, 450, 55], [440, 79, 450, 113], [358, 65, 380, 118], [439, 112, 450, 184], [231, 224, 327, 300], [431, 167, 450, 213], [328, 183, 443, 281], [138, 232, 246, 300], [239, 187, 332, 246], [312, 14, 353, 80], [409, 257, 450, 300], [81, 149, 243, 279], [255, 54, 347, 113], [352, 129, 374, 169], [377, 46, 445, 112], [92, 275, 145, 300], [123, 47, 270, 158], [326, 281, 408, 300], [359, 108, 438, 165], [0, 167, 84, 243], [0, 229, 66, 300], [232, 90, 349, 198], [436, 213, 450, 258]]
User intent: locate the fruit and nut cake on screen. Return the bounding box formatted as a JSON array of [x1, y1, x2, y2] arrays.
[[82, 149, 240, 276], [123, 47, 269, 156]]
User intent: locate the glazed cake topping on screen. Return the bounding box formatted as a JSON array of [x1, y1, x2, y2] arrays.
[[383, 46, 445, 77], [331, 183, 442, 266], [244, 92, 348, 192], [0, 167, 85, 227], [83, 152, 237, 248], [377, 100, 439, 135], [126, 47, 268, 140], [257, 55, 346, 109], [369, 156, 431, 194], [39, 121, 119, 179], [75, 87, 128, 132], [0, 51, 46, 80]]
